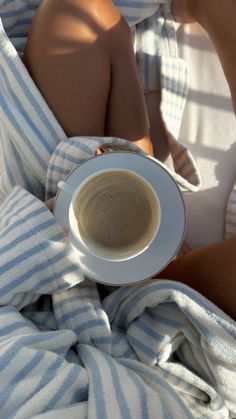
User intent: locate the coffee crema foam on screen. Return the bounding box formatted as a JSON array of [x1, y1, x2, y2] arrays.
[[72, 171, 160, 260]]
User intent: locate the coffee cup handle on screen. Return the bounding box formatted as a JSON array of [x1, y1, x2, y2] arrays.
[[57, 181, 75, 196]]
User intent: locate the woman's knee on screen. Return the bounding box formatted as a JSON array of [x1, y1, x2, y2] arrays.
[[42, 0, 123, 33], [24, 0, 128, 59]]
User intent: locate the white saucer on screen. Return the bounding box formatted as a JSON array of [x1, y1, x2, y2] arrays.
[[53, 152, 186, 286]]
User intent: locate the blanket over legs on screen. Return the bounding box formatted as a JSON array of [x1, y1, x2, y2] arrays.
[[1, 188, 236, 418]]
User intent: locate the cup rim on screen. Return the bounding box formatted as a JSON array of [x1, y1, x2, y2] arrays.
[[53, 151, 186, 285], [68, 168, 161, 262]]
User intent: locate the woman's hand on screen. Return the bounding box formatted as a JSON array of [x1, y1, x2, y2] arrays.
[[44, 198, 54, 211]]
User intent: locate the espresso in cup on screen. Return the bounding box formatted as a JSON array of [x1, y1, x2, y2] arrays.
[[70, 170, 160, 261]]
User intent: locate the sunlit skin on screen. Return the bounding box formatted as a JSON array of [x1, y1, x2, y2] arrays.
[[23, 0, 153, 155]]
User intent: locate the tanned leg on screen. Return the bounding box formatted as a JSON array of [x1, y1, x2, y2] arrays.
[[23, 0, 152, 153], [158, 236, 236, 320]]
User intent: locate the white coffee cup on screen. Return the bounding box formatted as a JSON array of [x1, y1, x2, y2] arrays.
[[58, 168, 161, 262]]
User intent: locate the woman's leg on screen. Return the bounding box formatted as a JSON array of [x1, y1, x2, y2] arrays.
[[158, 236, 236, 320], [23, 0, 152, 153]]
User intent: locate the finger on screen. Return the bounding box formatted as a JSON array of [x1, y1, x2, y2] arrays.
[[63, 227, 69, 236], [44, 198, 55, 211], [96, 147, 107, 155]]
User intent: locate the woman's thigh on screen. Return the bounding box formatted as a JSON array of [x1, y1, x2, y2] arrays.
[[23, 0, 119, 136], [23, 0, 153, 153]]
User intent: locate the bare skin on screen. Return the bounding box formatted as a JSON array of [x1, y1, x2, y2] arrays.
[[23, 0, 153, 154], [158, 0, 236, 320], [158, 236, 236, 320], [31, 0, 236, 319]]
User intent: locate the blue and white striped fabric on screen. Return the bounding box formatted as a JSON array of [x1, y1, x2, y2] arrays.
[[1, 0, 236, 418], [1, 191, 236, 419]]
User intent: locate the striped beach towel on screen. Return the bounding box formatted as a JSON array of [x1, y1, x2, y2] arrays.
[[0, 0, 236, 418]]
